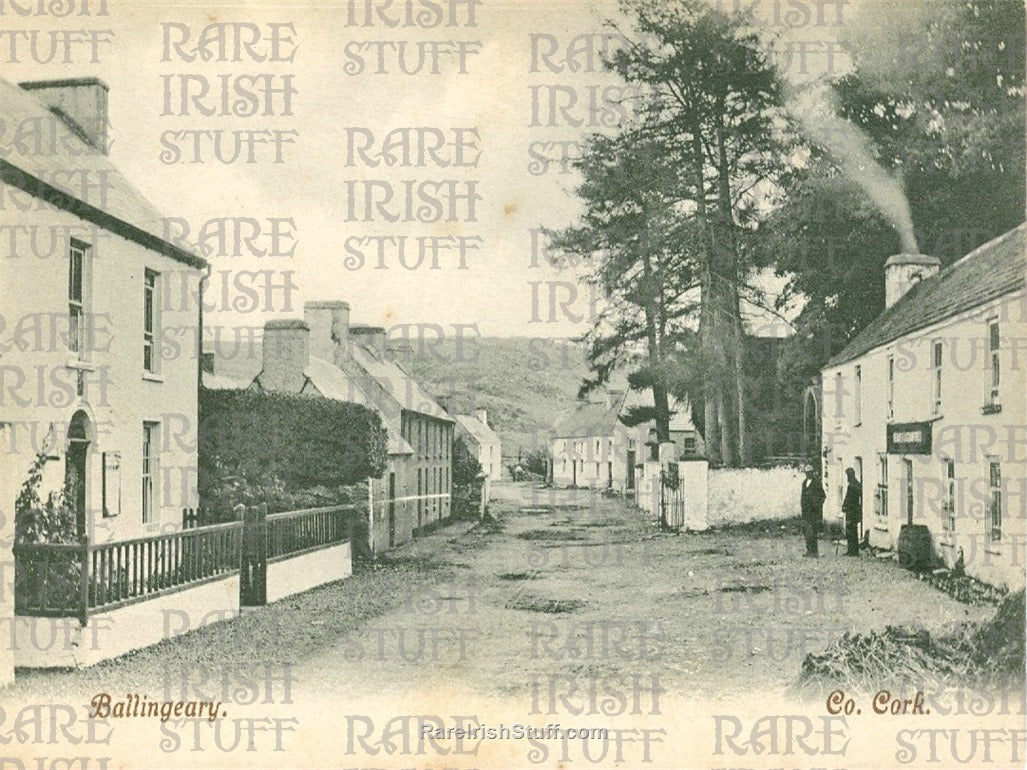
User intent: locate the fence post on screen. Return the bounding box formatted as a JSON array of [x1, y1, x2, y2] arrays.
[[240, 504, 268, 607], [78, 537, 90, 626]]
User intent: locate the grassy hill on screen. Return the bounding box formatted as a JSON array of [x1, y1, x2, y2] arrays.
[[396, 336, 592, 462]]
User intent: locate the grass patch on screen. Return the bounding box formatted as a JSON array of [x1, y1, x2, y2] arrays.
[[517, 529, 586, 542], [719, 584, 771, 594], [498, 571, 536, 581], [506, 594, 586, 614]]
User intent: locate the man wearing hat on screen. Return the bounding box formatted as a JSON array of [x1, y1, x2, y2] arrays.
[[800, 463, 826, 557]]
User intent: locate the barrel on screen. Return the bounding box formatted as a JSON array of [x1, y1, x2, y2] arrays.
[[897, 524, 932, 571]]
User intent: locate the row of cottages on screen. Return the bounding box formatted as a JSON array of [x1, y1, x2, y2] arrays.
[[0, 77, 209, 676], [453, 409, 503, 482], [549, 389, 704, 493], [204, 300, 455, 553], [821, 224, 1026, 590]]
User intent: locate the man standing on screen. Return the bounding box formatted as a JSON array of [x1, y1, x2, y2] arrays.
[[842, 467, 863, 556], [800, 464, 826, 557]]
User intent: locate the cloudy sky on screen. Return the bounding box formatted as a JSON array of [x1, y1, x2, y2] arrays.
[[4, 0, 862, 338]]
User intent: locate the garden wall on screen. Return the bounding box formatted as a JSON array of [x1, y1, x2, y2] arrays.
[[707, 466, 804, 526], [12, 574, 239, 669], [265, 543, 352, 604]]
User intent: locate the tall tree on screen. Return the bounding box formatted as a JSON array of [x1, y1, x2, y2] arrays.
[[602, 0, 790, 465], [548, 132, 701, 441]]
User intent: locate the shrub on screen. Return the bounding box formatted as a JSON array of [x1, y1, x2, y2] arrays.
[[199, 387, 388, 493], [14, 453, 78, 545]]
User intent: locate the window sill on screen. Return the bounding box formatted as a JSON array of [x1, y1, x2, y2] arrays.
[[984, 547, 1002, 555], [873, 524, 889, 532], [65, 358, 96, 371], [142, 372, 165, 383], [937, 539, 955, 548], [981, 404, 1002, 416]]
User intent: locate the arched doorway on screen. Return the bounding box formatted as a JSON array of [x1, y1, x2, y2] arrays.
[[802, 385, 821, 465], [65, 411, 90, 539]]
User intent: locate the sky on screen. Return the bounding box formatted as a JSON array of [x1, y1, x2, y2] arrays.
[[1, 0, 867, 339]]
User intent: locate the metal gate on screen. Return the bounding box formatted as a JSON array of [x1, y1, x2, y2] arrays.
[[240, 503, 267, 606], [660, 464, 685, 529]]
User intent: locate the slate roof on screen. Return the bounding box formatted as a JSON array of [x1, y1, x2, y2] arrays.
[[553, 391, 696, 438], [341, 344, 454, 423], [0, 76, 204, 268], [303, 356, 413, 456], [827, 224, 1027, 367], [454, 414, 502, 447]]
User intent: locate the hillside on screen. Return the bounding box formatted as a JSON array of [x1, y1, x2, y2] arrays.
[[396, 336, 592, 461]]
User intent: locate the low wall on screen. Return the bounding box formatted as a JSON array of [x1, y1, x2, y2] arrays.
[[266, 542, 352, 604], [707, 466, 804, 526], [12, 574, 239, 669]]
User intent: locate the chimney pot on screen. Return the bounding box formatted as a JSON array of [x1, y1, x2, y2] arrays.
[[350, 325, 386, 356], [304, 300, 350, 363], [20, 78, 110, 154], [884, 253, 940, 309], [475, 408, 488, 427], [259, 319, 310, 392]]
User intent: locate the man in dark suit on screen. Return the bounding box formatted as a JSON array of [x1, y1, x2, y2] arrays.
[[842, 467, 863, 556], [800, 464, 826, 557]]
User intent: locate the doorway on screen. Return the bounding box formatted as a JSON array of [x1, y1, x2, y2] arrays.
[[388, 472, 396, 548], [65, 410, 90, 539]]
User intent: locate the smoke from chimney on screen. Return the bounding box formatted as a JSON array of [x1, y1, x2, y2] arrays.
[[788, 85, 919, 254]]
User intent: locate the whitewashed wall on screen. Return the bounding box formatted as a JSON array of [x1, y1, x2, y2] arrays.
[[707, 466, 804, 526]]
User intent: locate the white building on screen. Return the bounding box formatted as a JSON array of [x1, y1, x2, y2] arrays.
[[0, 77, 207, 677], [453, 409, 502, 482], [0, 76, 206, 542], [550, 390, 702, 493], [821, 224, 1026, 589]]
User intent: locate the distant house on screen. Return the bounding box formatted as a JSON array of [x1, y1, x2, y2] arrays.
[[206, 301, 455, 553], [453, 409, 502, 482], [549, 390, 703, 493], [821, 224, 1026, 589]]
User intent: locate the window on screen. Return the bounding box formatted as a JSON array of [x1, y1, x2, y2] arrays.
[[876, 455, 888, 520], [887, 355, 895, 419], [904, 458, 914, 525], [988, 321, 1000, 405], [834, 371, 844, 421], [854, 365, 862, 425], [142, 422, 159, 524], [989, 460, 1002, 542], [68, 241, 88, 357], [931, 340, 943, 415], [942, 459, 955, 531], [143, 269, 159, 373]]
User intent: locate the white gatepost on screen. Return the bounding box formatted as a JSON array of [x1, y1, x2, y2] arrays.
[[678, 459, 710, 531], [0, 423, 15, 685]]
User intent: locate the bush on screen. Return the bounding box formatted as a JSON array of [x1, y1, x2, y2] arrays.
[[523, 447, 549, 477], [199, 387, 388, 493], [14, 453, 78, 545], [199, 456, 369, 519], [451, 437, 484, 519]]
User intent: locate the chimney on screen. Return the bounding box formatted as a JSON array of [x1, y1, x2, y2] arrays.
[[304, 300, 349, 362], [475, 408, 488, 427], [260, 319, 309, 392], [350, 325, 386, 356], [885, 253, 940, 309], [604, 389, 624, 410], [20, 78, 110, 154]]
